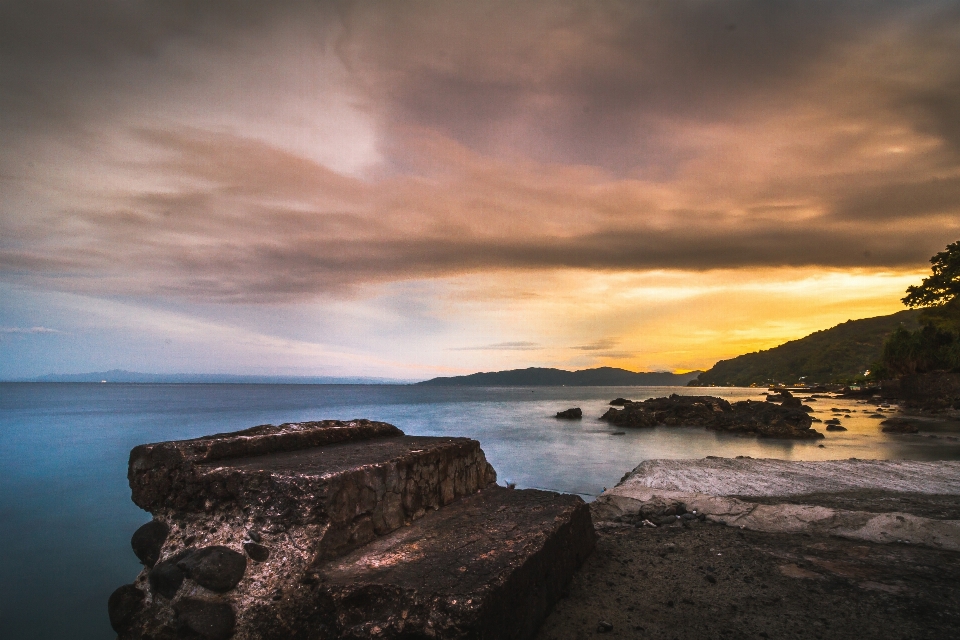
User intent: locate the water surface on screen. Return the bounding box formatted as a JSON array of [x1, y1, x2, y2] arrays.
[[2, 383, 958, 639]]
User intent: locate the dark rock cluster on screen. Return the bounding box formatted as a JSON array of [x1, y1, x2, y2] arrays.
[[881, 418, 921, 434], [109, 419, 594, 639], [600, 394, 823, 439]]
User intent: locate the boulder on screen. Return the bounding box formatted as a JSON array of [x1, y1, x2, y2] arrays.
[[555, 407, 583, 419]]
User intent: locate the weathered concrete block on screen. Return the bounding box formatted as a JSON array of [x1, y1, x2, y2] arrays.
[[112, 420, 592, 640], [246, 487, 596, 639]]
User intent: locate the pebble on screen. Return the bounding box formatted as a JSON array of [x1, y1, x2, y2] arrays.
[[597, 620, 614, 633], [243, 542, 271, 562], [246, 529, 262, 543], [107, 584, 144, 633], [148, 557, 186, 599], [131, 520, 169, 568], [177, 546, 247, 593]]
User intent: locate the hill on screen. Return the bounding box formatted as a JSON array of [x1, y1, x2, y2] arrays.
[[416, 366, 701, 386], [691, 310, 921, 386]]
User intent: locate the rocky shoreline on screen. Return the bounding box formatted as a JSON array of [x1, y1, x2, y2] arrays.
[[109, 416, 960, 639], [599, 394, 823, 439]]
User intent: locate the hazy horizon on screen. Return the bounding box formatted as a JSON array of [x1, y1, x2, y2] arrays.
[[2, 1, 958, 379]]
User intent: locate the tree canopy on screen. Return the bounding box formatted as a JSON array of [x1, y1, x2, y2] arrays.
[[903, 240, 960, 308]]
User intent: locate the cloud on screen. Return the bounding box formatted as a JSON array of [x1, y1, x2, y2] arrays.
[[571, 338, 618, 351], [1, 1, 959, 302], [0, 326, 60, 334], [451, 341, 542, 351]]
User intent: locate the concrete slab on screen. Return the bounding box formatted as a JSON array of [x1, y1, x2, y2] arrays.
[[593, 457, 960, 551]]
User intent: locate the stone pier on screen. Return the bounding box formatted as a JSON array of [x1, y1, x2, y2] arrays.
[[109, 420, 595, 639]]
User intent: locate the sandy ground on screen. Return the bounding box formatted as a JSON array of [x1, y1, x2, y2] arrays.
[[535, 517, 960, 640]]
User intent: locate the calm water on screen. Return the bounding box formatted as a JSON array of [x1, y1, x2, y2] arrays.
[[2, 383, 959, 639]]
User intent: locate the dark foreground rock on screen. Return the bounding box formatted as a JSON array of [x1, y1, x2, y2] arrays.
[[555, 407, 582, 419], [536, 518, 960, 640], [310, 487, 594, 640], [601, 394, 822, 439], [111, 420, 593, 639]]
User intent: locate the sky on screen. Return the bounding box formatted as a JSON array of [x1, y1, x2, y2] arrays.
[[1, 0, 959, 380]]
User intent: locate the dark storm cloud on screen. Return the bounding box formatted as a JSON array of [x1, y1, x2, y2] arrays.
[[2, 1, 960, 301]]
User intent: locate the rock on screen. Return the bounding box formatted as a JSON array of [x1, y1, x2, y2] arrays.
[[600, 394, 822, 439], [177, 546, 247, 593], [609, 398, 634, 406], [243, 541, 270, 562], [128, 423, 497, 561], [825, 418, 842, 425], [597, 620, 614, 632], [107, 584, 144, 633], [112, 420, 586, 640], [611, 431, 626, 436], [555, 407, 583, 419], [174, 598, 236, 640], [826, 424, 847, 432], [148, 556, 186, 599], [881, 418, 920, 434], [781, 396, 803, 408], [130, 520, 169, 568], [308, 487, 595, 640]]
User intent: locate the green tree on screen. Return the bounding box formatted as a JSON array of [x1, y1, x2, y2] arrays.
[[883, 239, 960, 376], [903, 240, 960, 308]]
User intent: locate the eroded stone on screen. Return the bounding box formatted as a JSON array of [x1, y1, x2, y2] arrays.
[[148, 556, 185, 599], [131, 520, 169, 567], [107, 584, 144, 633], [177, 546, 247, 592], [242, 541, 270, 562]]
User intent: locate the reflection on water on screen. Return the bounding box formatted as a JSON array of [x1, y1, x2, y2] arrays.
[[1, 383, 959, 639]]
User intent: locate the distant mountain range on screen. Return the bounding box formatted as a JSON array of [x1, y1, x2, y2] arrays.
[[691, 309, 921, 387], [15, 370, 409, 384], [416, 366, 701, 386]]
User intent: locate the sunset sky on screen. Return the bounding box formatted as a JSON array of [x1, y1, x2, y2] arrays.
[[2, 0, 958, 380]]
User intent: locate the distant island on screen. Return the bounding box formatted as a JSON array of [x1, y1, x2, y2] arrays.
[[416, 366, 701, 386], [690, 309, 921, 387], [16, 370, 409, 384]]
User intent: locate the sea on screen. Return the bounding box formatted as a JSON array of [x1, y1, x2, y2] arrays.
[[3, 382, 959, 639]]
